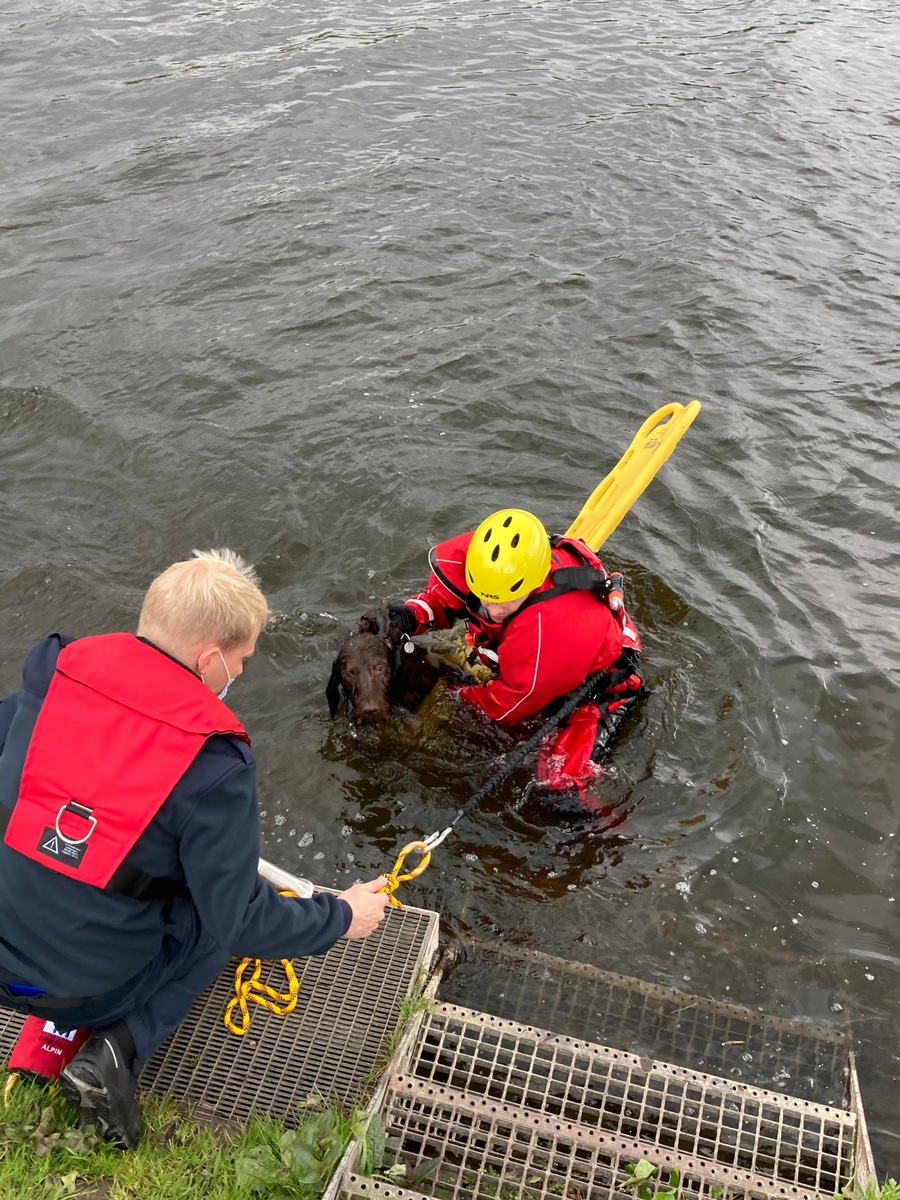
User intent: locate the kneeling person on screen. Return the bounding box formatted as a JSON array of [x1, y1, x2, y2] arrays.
[[0, 549, 390, 1149]]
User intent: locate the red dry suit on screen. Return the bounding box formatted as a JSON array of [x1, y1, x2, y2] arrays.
[[404, 532, 642, 727]]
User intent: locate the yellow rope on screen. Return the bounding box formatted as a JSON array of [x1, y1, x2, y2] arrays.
[[381, 841, 432, 909], [3, 1072, 19, 1107], [224, 846, 433, 1034], [224, 890, 300, 1036]]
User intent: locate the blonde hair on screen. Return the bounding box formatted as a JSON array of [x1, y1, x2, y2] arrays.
[[138, 549, 269, 654]]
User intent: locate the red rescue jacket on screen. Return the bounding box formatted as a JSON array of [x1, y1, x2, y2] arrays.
[[405, 533, 641, 724], [3, 633, 248, 890]]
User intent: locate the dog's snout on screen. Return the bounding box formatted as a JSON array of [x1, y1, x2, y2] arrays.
[[351, 703, 391, 727], [350, 700, 393, 724]]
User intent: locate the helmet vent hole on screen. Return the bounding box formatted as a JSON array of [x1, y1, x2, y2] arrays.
[[510, 579, 524, 593], [491, 546, 500, 562], [510, 533, 520, 548], [483, 527, 493, 542], [502, 516, 513, 527]]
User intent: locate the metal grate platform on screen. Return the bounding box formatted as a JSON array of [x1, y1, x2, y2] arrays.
[[439, 943, 850, 1107], [0, 884, 439, 1128], [363, 1076, 822, 1200], [407, 1005, 855, 1195]]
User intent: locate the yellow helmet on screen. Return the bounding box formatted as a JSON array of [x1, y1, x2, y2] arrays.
[[465, 509, 551, 603]]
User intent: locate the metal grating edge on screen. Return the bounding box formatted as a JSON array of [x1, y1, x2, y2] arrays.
[[457, 940, 851, 1044], [322, 946, 456, 1200], [407, 1004, 855, 1194], [848, 1051, 877, 1186], [382, 1074, 823, 1200]]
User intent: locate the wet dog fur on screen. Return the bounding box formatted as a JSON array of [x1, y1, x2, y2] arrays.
[[326, 620, 463, 727]]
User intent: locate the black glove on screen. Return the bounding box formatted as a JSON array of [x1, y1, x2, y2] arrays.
[[358, 604, 418, 640]]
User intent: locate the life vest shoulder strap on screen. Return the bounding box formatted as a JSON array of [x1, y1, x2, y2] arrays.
[[512, 536, 612, 619]]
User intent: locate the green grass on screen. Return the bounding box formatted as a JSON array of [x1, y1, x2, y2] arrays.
[[0, 1074, 329, 1200], [0, 983, 436, 1199]]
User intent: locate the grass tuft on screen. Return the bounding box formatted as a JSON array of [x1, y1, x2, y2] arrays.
[[0, 1074, 327, 1200]]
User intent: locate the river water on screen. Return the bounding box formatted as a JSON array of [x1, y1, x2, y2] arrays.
[[2, 0, 898, 1172]]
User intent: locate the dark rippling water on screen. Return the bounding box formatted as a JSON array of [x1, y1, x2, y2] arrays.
[[2, 0, 899, 1170]]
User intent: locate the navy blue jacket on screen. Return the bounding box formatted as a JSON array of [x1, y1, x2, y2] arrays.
[[0, 635, 350, 998]]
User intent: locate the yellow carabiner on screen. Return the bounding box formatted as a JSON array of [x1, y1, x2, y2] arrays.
[[381, 841, 432, 909]]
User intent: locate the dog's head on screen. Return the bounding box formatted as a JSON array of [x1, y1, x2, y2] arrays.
[[328, 603, 466, 726], [326, 630, 396, 726]]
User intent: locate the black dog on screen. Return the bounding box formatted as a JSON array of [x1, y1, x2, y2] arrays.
[[326, 614, 464, 727]]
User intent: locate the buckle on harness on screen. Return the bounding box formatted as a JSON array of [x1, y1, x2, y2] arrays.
[[56, 801, 97, 846], [34, 801, 98, 871]]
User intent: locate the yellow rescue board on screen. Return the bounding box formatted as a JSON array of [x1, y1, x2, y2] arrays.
[[565, 400, 701, 553]]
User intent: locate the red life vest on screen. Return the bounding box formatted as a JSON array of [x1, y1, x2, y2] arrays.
[[3, 633, 249, 890], [445, 534, 641, 662]]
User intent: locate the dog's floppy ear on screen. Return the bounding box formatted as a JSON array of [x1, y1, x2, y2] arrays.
[[326, 658, 343, 718]]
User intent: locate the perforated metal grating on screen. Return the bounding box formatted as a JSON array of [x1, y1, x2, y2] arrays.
[[361, 1076, 821, 1200], [407, 1005, 854, 1195], [0, 896, 439, 1127], [440, 943, 850, 1106]]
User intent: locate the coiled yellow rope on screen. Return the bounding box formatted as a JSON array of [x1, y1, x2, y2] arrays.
[[224, 889, 300, 1036], [224, 846, 432, 1035]]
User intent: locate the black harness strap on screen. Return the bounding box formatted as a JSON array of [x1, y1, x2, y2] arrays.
[[428, 547, 482, 620], [502, 536, 612, 622], [0, 804, 189, 902], [511, 565, 612, 620], [105, 863, 189, 903]]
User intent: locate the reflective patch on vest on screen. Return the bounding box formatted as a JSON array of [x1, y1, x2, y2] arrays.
[[37, 826, 87, 868]]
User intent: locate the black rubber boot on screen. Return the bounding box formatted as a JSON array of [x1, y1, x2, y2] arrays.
[[59, 1028, 142, 1150]]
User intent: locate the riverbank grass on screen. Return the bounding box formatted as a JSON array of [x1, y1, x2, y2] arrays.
[[0, 1072, 343, 1200]]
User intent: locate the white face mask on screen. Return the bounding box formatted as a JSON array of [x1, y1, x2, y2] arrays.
[[202, 649, 235, 701]]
